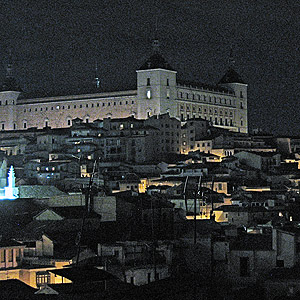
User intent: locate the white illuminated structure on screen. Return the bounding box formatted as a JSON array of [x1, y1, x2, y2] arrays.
[[0, 166, 19, 200]]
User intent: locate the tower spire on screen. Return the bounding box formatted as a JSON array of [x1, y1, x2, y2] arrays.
[[152, 38, 160, 54], [6, 48, 14, 78], [228, 48, 236, 68], [2, 48, 20, 92], [151, 5, 160, 54], [94, 61, 100, 90]]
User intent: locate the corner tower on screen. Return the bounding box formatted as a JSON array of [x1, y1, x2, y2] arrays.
[[136, 40, 177, 119], [0, 50, 21, 131], [218, 66, 248, 134]]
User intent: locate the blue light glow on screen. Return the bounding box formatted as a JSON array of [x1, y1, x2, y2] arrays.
[[0, 166, 18, 200]]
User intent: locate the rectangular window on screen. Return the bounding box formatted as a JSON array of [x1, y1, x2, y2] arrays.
[[0, 250, 5, 263], [16, 249, 21, 261], [240, 257, 250, 277], [276, 259, 284, 267], [8, 249, 13, 262], [36, 272, 51, 286]]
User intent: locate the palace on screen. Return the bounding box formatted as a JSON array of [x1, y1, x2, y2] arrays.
[[0, 42, 248, 133]]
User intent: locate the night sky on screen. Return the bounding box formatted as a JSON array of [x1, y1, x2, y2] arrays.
[[2, 0, 300, 135]]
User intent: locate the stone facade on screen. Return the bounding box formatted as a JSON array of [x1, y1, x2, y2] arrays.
[[0, 49, 248, 133]]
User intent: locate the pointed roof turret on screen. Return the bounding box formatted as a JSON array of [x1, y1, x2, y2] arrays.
[[93, 61, 100, 90], [1, 49, 21, 92], [218, 68, 245, 84], [139, 39, 174, 71], [218, 49, 245, 84]]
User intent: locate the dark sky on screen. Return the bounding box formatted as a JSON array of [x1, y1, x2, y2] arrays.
[[2, 0, 300, 135]]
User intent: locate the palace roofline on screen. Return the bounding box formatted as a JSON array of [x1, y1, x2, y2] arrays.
[[17, 89, 138, 105]]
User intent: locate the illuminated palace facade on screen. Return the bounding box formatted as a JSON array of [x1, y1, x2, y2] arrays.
[[0, 45, 248, 133]]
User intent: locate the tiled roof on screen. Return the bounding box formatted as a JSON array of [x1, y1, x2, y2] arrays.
[[177, 79, 234, 94], [139, 53, 175, 71], [0, 279, 37, 298], [19, 185, 67, 198], [0, 239, 24, 248], [230, 233, 272, 251], [215, 205, 268, 212], [1, 77, 21, 92], [218, 67, 245, 84], [50, 266, 117, 283]]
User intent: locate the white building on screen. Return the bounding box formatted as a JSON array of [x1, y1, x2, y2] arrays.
[[0, 41, 248, 133]]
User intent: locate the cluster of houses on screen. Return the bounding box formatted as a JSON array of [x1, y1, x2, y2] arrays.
[[0, 114, 299, 299]]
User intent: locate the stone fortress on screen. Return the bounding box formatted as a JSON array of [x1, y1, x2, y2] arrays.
[[0, 41, 248, 133]]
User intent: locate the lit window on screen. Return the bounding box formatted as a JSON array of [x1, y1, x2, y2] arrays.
[[36, 272, 50, 286], [146, 90, 151, 99]]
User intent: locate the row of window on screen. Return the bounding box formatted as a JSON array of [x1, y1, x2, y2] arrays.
[[0, 249, 16, 263], [147, 77, 169, 86], [180, 105, 234, 116], [180, 114, 235, 125], [0, 100, 15, 105], [178, 92, 237, 104], [23, 100, 135, 113]]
